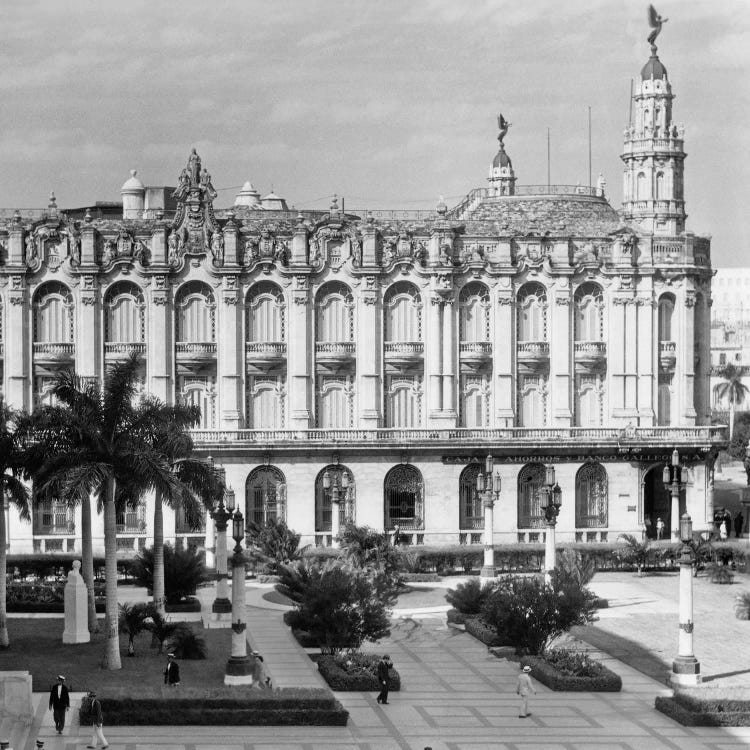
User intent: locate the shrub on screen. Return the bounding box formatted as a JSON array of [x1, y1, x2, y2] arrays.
[[129, 544, 208, 604], [246, 518, 308, 574], [553, 549, 596, 588], [143, 606, 182, 653], [480, 575, 597, 655], [339, 523, 403, 601], [521, 654, 621, 692], [446, 608, 468, 625], [118, 602, 151, 655], [542, 648, 605, 678], [464, 616, 505, 647], [278, 559, 391, 653], [615, 534, 652, 572], [165, 626, 207, 660], [316, 653, 401, 692], [705, 562, 734, 584], [735, 592, 750, 620], [445, 577, 496, 615], [656, 688, 750, 726]]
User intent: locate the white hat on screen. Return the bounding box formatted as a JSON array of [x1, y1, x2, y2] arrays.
[[167, 653, 175, 658], [522, 666, 532, 673], [57, 675, 65, 680]]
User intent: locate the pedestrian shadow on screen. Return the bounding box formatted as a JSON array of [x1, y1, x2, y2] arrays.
[[703, 668, 750, 682]]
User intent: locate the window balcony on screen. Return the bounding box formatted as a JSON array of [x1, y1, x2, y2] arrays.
[[660, 340, 677, 371], [176, 341, 217, 364], [517, 341, 549, 370], [33, 342, 75, 363], [459, 341, 492, 366], [246, 341, 287, 367], [574, 341, 607, 369], [105, 342, 147, 360], [384, 341, 424, 366], [315, 341, 356, 367]]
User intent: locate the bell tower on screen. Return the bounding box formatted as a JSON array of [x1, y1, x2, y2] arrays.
[[488, 114, 516, 196], [621, 23, 686, 235]]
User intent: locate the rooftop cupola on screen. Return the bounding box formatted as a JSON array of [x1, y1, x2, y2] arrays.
[[261, 189, 289, 211], [234, 181, 261, 208], [487, 114, 515, 196], [621, 6, 686, 235], [121, 169, 145, 219]]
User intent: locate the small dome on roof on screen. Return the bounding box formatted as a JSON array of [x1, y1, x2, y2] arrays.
[[641, 54, 667, 81], [121, 169, 144, 193], [261, 191, 289, 211], [234, 181, 261, 207], [492, 148, 512, 169]]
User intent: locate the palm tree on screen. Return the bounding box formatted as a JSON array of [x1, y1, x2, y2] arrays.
[[716, 363, 750, 441], [118, 602, 151, 656], [29, 355, 179, 670], [0, 399, 31, 649], [141, 411, 224, 617]]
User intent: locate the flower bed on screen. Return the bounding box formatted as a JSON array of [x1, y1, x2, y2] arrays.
[[655, 687, 750, 726], [80, 686, 348, 726], [401, 572, 440, 582], [314, 653, 401, 692], [520, 652, 621, 692], [464, 616, 506, 647]]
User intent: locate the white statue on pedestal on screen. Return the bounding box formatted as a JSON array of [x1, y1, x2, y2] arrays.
[[62, 561, 90, 644]]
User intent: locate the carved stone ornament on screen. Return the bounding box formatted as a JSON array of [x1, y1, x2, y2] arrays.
[[152, 293, 169, 306], [685, 294, 696, 308], [555, 296, 571, 306], [81, 294, 97, 306], [497, 295, 514, 306], [222, 293, 239, 305], [362, 293, 377, 306], [9, 294, 25, 305], [292, 293, 308, 305]]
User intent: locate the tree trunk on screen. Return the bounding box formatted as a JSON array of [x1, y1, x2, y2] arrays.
[[152, 488, 166, 617], [730, 400, 736, 441], [0, 498, 9, 649], [81, 495, 99, 633], [103, 477, 121, 670]]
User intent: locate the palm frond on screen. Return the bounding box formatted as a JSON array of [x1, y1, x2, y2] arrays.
[[1, 473, 31, 521]]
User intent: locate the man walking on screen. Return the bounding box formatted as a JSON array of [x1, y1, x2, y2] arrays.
[[516, 665, 536, 718], [164, 653, 181, 687], [48, 675, 69, 734], [376, 654, 393, 705], [86, 690, 108, 749]]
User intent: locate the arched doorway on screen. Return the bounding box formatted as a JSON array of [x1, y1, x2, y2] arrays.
[[384, 464, 424, 531], [245, 466, 287, 525], [642, 464, 683, 538], [459, 463, 483, 530], [314, 465, 356, 532]]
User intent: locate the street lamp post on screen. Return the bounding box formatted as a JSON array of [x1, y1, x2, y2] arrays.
[[322, 469, 349, 548], [475, 454, 501, 581], [662, 449, 687, 543], [210, 488, 234, 627], [224, 506, 253, 685], [670, 512, 701, 686], [540, 465, 562, 585]]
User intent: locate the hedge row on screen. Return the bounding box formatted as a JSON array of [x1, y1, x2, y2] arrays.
[[446, 608, 468, 625], [520, 655, 622, 692], [315, 655, 401, 692], [6, 600, 105, 614], [81, 687, 348, 726], [655, 695, 750, 726], [6, 554, 136, 580], [464, 616, 506, 647]]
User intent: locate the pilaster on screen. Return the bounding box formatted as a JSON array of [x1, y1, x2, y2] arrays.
[[680, 287, 697, 424], [357, 276, 381, 427], [288, 275, 312, 428], [494, 289, 514, 426], [218, 276, 242, 429], [637, 291, 656, 425], [550, 284, 572, 425], [5, 275, 29, 410], [148, 274, 172, 403], [76, 275, 99, 379], [425, 293, 444, 422]]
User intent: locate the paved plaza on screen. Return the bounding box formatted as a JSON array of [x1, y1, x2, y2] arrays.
[[4, 566, 750, 750]]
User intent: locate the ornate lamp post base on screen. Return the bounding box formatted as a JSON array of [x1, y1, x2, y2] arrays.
[[204, 596, 233, 628], [224, 654, 253, 685], [670, 655, 701, 686], [479, 564, 496, 580]]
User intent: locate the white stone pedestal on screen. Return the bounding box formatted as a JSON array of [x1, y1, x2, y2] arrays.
[[62, 561, 90, 644], [202, 611, 232, 629]]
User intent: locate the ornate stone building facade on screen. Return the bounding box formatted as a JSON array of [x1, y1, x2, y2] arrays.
[[0, 34, 724, 556]]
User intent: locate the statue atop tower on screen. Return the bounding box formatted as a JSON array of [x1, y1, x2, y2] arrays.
[[488, 113, 516, 196], [647, 5, 668, 53]]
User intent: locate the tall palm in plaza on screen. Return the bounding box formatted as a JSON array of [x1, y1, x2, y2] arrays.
[[0, 399, 31, 649], [143, 411, 224, 617], [29, 355, 179, 669], [716, 364, 750, 440]]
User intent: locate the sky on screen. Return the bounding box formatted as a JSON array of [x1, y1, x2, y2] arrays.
[[1, 0, 748, 266]]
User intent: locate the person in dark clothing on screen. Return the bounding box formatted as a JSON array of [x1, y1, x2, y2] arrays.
[[376, 654, 393, 705], [735, 511, 745, 538], [48, 675, 70, 734], [164, 653, 181, 686], [86, 690, 108, 749]]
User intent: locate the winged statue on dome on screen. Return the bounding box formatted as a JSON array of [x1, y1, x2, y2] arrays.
[[647, 5, 668, 50]]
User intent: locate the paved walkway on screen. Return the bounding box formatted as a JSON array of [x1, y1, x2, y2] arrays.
[[6, 571, 750, 750]]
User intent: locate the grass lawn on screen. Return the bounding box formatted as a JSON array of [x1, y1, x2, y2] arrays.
[[0, 618, 231, 693]]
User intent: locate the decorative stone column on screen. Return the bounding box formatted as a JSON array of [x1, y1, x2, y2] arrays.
[[208, 496, 233, 628], [225, 508, 252, 685], [480, 496, 495, 580]]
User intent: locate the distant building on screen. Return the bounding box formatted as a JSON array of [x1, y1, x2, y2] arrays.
[[0, 23, 724, 557]]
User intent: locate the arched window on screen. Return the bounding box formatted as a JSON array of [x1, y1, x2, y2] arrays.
[[459, 282, 490, 342], [459, 463, 483, 529], [384, 464, 424, 531], [519, 379, 545, 427], [245, 466, 286, 525], [179, 380, 215, 429], [575, 463, 608, 528], [175, 281, 215, 342], [517, 283, 546, 341], [318, 378, 350, 428], [636, 172, 647, 201], [575, 379, 601, 427], [517, 463, 546, 529], [104, 282, 145, 342], [33, 282, 74, 342], [316, 282, 353, 342], [247, 378, 283, 429], [384, 282, 422, 342], [658, 294, 675, 341], [655, 172, 665, 200], [386, 378, 421, 427], [314, 465, 356, 532], [247, 282, 285, 343], [574, 283, 603, 341], [460, 377, 488, 428]]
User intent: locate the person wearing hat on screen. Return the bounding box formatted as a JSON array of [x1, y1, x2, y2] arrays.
[[376, 654, 393, 705], [516, 665, 537, 718], [86, 690, 108, 749], [164, 653, 181, 687], [48, 674, 70, 734]]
